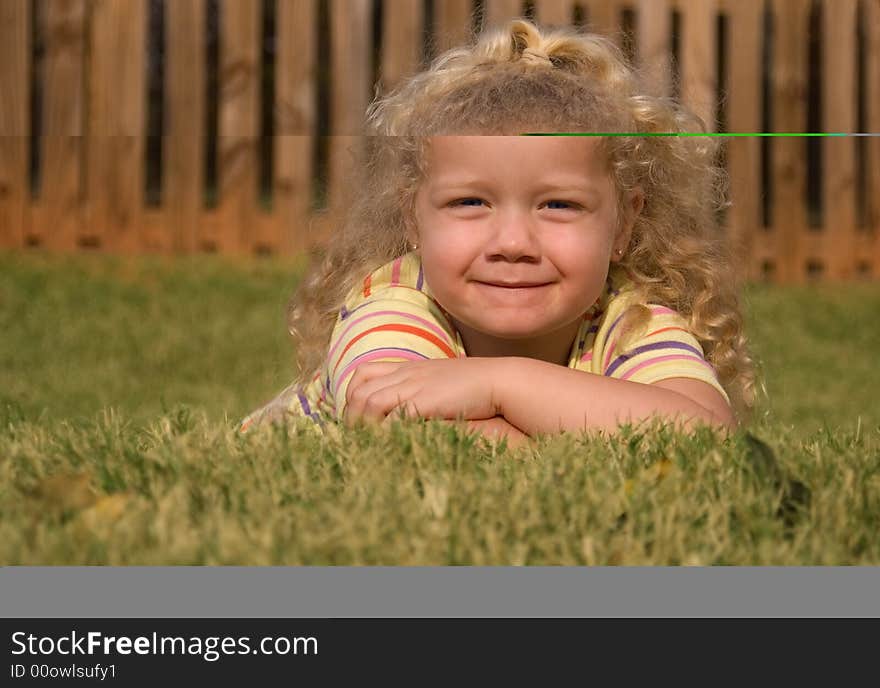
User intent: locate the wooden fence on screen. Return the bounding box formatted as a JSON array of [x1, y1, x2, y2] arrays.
[[0, 0, 878, 282]]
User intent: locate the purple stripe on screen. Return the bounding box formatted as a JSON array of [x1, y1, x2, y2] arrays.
[[333, 348, 429, 398], [327, 308, 454, 364], [601, 312, 628, 370], [604, 312, 627, 341], [342, 291, 429, 320], [416, 264, 424, 291], [340, 305, 350, 320], [297, 388, 313, 416], [344, 299, 378, 319], [604, 341, 704, 377], [296, 386, 325, 426]]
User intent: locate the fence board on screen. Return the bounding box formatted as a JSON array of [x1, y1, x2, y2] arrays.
[[770, 0, 810, 283], [867, 0, 880, 277], [680, 0, 717, 131], [0, 0, 29, 249], [39, 0, 87, 252], [3, 0, 874, 282], [534, 0, 574, 26], [433, 0, 473, 53], [164, 0, 205, 254], [725, 0, 763, 279], [328, 0, 371, 221], [381, 0, 423, 92], [637, 0, 672, 97], [586, 0, 620, 43], [86, 0, 146, 253], [485, 0, 524, 27], [276, 0, 316, 253], [822, 0, 858, 279], [217, 0, 260, 254]]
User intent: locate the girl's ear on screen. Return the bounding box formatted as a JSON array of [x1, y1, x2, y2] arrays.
[[404, 220, 420, 249], [612, 187, 644, 261]]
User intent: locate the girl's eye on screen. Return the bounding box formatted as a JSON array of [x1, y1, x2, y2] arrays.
[[543, 200, 579, 210], [451, 198, 485, 207]]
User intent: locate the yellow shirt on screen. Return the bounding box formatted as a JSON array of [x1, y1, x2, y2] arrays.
[[239, 251, 728, 433]]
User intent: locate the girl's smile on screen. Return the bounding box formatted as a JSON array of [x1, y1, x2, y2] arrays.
[[473, 280, 554, 304]]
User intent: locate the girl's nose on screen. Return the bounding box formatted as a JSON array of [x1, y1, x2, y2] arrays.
[[487, 208, 541, 260]]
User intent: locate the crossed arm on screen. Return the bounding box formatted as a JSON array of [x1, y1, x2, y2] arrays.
[[343, 356, 736, 446]]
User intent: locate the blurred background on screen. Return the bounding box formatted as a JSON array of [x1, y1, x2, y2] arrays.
[[1, 0, 879, 436], [0, 0, 877, 282]]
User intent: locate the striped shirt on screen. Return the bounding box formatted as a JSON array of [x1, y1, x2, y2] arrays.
[[238, 251, 729, 433]]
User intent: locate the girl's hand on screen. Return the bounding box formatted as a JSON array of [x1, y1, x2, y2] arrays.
[[343, 358, 504, 426]]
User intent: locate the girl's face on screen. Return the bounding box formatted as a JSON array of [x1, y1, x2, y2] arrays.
[[412, 135, 640, 362]]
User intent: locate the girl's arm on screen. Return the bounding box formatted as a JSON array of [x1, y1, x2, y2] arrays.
[[450, 416, 532, 448], [343, 356, 731, 437], [493, 357, 736, 436], [422, 416, 531, 448]]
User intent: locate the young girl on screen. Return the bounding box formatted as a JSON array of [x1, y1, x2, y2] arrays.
[[238, 18, 756, 446]]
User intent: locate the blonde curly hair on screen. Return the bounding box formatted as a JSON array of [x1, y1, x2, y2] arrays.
[[288, 18, 758, 420]]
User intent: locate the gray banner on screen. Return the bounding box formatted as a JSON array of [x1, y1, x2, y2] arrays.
[[2, 568, 879, 618]]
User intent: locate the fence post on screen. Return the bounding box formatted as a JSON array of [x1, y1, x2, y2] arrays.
[[0, 0, 29, 249], [483, 0, 523, 28], [534, 0, 574, 26], [725, 0, 763, 280], [276, 0, 316, 255], [822, 0, 858, 280], [637, 0, 672, 98], [770, 0, 810, 283], [381, 0, 423, 92], [216, 0, 260, 255], [433, 0, 473, 54], [869, 0, 880, 278], [679, 0, 717, 131], [586, 0, 621, 44], [86, 0, 147, 253], [164, 0, 205, 255], [39, 0, 87, 252], [327, 0, 371, 243]]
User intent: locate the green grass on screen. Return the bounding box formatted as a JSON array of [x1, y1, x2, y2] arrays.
[[1, 250, 879, 565]]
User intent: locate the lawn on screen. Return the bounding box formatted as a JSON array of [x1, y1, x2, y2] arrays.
[[1, 250, 878, 564]]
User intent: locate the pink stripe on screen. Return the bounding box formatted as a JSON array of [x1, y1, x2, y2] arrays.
[[604, 339, 618, 370], [579, 351, 593, 362], [327, 309, 454, 364], [390, 256, 403, 286], [603, 306, 682, 369], [334, 349, 426, 399], [650, 306, 677, 316], [619, 354, 716, 381]]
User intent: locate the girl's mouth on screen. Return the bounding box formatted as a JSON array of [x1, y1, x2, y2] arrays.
[[476, 281, 551, 289]]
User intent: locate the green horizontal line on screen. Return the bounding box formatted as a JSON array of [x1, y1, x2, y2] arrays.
[[522, 132, 878, 137]]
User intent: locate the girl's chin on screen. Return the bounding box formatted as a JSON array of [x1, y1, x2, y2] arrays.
[[462, 320, 563, 340]]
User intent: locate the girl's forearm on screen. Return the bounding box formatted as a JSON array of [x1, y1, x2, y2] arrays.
[[466, 416, 531, 446], [494, 357, 731, 436], [440, 416, 531, 448]]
